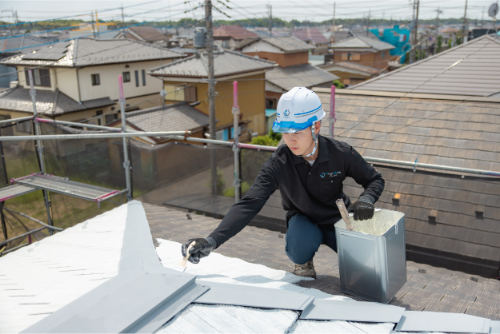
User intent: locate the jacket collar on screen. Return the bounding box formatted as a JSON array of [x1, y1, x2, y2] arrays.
[[290, 135, 329, 165]]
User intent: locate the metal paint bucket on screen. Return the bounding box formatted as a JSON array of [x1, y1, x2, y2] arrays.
[[334, 209, 406, 304]]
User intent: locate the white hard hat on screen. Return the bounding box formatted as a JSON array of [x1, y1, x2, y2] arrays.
[[272, 87, 325, 133]]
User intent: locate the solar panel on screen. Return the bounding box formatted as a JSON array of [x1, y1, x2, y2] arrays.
[[23, 51, 66, 61]]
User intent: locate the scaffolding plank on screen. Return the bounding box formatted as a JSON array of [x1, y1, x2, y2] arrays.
[[12, 174, 123, 202], [0, 184, 36, 202]]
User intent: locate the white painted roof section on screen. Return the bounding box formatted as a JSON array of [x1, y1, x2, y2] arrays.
[[350, 35, 500, 97], [0, 205, 128, 333], [330, 35, 395, 51]]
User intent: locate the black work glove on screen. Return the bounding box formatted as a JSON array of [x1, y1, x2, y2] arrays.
[[181, 237, 217, 264], [350, 199, 374, 221]]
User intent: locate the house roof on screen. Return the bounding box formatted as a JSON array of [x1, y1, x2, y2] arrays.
[[149, 50, 276, 78], [320, 61, 382, 76], [291, 28, 329, 44], [213, 25, 258, 40], [125, 26, 167, 42], [266, 64, 338, 91], [260, 36, 313, 52], [0, 35, 45, 55], [349, 29, 380, 40], [330, 35, 395, 51], [313, 89, 500, 270], [126, 102, 209, 138], [0, 86, 114, 116], [350, 35, 500, 97], [0, 38, 183, 67]]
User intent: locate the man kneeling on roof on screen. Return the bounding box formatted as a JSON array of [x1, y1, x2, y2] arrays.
[[182, 87, 385, 278]]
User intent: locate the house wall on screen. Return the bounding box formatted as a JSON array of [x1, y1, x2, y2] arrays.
[[333, 50, 397, 69], [243, 51, 308, 68], [163, 72, 267, 138], [56, 68, 79, 101], [77, 59, 173, 101]]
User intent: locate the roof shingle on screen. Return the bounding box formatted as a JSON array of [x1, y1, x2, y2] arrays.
[[330, 35, 395, 51], [266, 64, 338, 91], [213, 25, 259, 40]]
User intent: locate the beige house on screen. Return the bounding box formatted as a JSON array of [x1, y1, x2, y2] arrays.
[[0, 38, 184, 133]]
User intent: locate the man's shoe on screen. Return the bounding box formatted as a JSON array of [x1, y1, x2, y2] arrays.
[[294, 260, 316, 279]]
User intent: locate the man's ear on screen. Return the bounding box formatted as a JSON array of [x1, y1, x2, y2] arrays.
[[315, 121, 321, 136]]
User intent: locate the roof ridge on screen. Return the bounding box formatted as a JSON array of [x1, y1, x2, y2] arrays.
[[351, 34, 500, 90], [225, 49, 277, 65], [128, 101, 187, 117], [149, 53, 197, 73]]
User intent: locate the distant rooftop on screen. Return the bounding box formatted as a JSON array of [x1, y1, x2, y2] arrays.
[[292, 27, 329, 45], [149, 50, 276, 78], [320, 61, 382, 76], [119, 26, 168, 42], [0, 38, 184, 67], [213, 25, 259, 40], [0, 86, 113, 116], [330, 35, 395, 51], [238, 36, 312, 53], [0, 35, 44, 55], [266, 64, 338, 92], [350, 35, 500, 97]]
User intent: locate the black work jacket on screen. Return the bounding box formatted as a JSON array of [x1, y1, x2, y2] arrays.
[[208, 135, 385, 247]]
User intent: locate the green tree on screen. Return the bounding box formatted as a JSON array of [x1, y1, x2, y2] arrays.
[[251, 130, 282, 147], [436, 35, 443, 53], [333, 80, 345, 89]]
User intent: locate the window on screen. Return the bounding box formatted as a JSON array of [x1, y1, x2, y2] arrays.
[[105, 113, 117, 125], [16, 120, 32, 133], [348, 53, 361, 61], [341, 53, 348, 61], [164, 84, 185, 101], [24, 68, 50, 87], [123, 72, 131, 82], [96, 110, 103, 125], [142, 70, 146, 86], [381, 51, 385, 58], [184, 86, 197, 102], [135, 70, 139, 87], [222, 40, 229, 48], [91, 74, 100, 86]]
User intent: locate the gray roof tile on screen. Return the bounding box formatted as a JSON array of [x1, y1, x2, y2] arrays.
[[149, 50, 275, 78], [0, 86, 113, 116], [0, 36, 45, 55], [350, 35, 500, 97], [126, 102, 209, 136], [260, 36, 312, 52], [266, 64, 338, 91], [330, 35, 395, 51], [0, 38, 184, 67]]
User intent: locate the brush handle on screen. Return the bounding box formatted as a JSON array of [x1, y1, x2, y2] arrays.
[[336, 199, 353, 231], [177, 241, 196, 267]]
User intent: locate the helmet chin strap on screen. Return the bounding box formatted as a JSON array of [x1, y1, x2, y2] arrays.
[[298, 123, 318, 158]]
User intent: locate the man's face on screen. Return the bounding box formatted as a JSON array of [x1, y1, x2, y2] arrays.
[[283, 127, 315, 156]]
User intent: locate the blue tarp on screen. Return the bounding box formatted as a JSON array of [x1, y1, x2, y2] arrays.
[[370, 25, 411, 64]]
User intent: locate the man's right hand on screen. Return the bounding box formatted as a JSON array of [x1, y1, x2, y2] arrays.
[[181, 237, 217, 264]]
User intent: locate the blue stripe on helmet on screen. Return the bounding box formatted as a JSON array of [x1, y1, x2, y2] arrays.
[[272, 115, 319, 133], [295, 105, 322, 116]]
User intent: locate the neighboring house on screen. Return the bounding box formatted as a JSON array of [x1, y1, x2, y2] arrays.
[[238, 36, 337, 110], [313, 87, 500, 277], [330, 35, 397, 70], [114, 26, 168, 47], [319, 61, 383, 86], [291, 27, 329, 54], [0, 36, 44, 88], [149, 50, 276, 141], [368, 25, 411, 64], [0, 38, 184, 131], [213, 25, 259, 50], [349, 35, 500, 97]]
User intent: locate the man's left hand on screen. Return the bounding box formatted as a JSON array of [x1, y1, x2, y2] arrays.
[[351, 200, 374, 221]]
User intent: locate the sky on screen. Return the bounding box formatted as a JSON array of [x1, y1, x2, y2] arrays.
[[0, 0, 498, 24]]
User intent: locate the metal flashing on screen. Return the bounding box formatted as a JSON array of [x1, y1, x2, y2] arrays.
[[299, 299, 405, 323], [491, 321, 500, 334], [394, 311, 491, 333], [194, 281, 314, 311]]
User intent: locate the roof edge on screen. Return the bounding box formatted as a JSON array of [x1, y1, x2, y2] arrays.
[[313, 87, 500, 103]]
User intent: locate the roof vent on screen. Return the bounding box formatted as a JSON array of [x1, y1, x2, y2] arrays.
[[475, 205, 484, 219], [392, 193, 401, 206], [428, 210, 438, 224]]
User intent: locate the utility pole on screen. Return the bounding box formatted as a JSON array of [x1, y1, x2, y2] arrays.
[[205, 0, 217, 195], [435, 7, 442, 55], [366, 10, 371, 37], [121, 4, 125, 28], [482, 7, 484, 27], [462, 0, 468, 43], [332, 2, 336, 42], [91, 11, 96, 38], [267, 4, 272, 37], [410, 0, 419, 63]]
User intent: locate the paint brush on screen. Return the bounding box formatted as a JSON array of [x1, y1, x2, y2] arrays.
[[173, 241, 195, 272]]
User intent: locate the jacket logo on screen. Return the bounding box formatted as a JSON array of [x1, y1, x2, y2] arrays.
[[320, 171, 341, 178]]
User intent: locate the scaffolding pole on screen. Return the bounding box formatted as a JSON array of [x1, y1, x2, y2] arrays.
[[28, 70, 53, 229], [118, 75, 132, 201], [232, 81, 241, 203], [329, 85, 336, 138], [0, 131, 190, 142]]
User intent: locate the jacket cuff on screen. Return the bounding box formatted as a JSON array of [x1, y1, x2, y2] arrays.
[[358, 195, 375, 205], [205, 236, 218, 249]]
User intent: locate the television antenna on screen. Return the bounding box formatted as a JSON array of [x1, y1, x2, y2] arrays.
[[488, 2, 498, 34]]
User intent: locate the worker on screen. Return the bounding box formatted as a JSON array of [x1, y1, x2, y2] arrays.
[[182, 87, 384, 278]]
